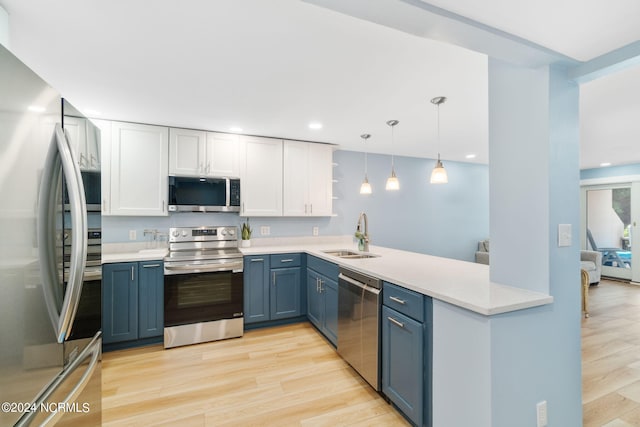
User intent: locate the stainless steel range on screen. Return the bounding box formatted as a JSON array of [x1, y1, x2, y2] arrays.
[[163, 226, 244, 348]]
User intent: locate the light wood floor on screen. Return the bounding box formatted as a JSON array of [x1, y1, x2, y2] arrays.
[[103, 280, 640, 426], [583, 279, 640, 427], [102, 322, 409, 426]]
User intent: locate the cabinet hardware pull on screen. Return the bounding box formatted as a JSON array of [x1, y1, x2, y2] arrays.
[[316, 277, 320, 292], [102, 199, 106, 211], [272, 271, 276, 285], [251, 258, 264, 262], [319, 279, 324, 293], [281, 259, 294, 263], [305, 204, 307, 214], [389, 296, 406, 305], [131, 266, 135, 281], [388, 317, 404, 328], [310, 204, 313, 214], [143, 264, 160, 268]]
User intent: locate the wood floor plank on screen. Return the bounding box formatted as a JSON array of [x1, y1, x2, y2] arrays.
[[102, 279, 640, 426], [103, 322, 408, 426], [582, 280, 640, 425]]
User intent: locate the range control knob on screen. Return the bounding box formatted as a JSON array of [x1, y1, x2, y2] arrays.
[[172, 230, 180, 237], [228, 229, 235, 236], [182, 230, 189, 237], [221, 229, 227, 236]]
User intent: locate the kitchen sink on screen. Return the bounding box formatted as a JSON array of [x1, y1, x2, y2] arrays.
[[321, 249, 379, 259]]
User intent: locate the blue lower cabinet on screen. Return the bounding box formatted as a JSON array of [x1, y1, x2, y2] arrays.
[[381, 282, 433, 427], [244, 255, 270, 324], [138, 261, 164, 339], [102, 262, 138, 344], [102, 260, 164, 347], [382, 305, 424, 427], [271, 267, 301, 319], [243, 253, 305, 326], [321, 276, 338, 345], [306, 256, 339, 346]]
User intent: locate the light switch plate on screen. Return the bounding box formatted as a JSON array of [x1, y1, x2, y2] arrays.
[[558, 224, 572, 247]]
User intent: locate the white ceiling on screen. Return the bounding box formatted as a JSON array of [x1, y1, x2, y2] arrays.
[[1, 0, 638, 169], [420, 0, 640, 61]]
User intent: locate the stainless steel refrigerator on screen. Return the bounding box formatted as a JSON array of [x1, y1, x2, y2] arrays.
[[0, 44, 102, 426]]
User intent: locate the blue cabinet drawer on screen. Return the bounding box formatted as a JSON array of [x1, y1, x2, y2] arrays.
[[383, 282, 424, 322], [307, 255, 338, 278], [270, 253, 302, 268]]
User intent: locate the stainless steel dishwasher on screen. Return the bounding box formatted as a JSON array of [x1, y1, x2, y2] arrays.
[[337, 267, 381, 390]]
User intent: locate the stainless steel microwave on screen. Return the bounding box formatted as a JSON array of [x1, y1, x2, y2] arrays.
[[168, 176, 240, 213]]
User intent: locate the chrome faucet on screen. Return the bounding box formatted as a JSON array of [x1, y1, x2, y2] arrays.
[[356, 212, 370, 252]]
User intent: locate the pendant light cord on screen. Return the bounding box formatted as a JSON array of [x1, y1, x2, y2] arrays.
[[437, 102, 441, 161]]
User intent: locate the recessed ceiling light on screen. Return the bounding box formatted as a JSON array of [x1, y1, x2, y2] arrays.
[[229, 127, 243, 133], [28, 105, 46, 113], [465, 154, 477, 159], [308, 122, 323, 130], [600, 162, 612, 167]]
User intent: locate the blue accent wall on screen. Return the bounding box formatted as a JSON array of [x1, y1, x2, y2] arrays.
[[581, 163, 640, 180], [103, 149, 489, 261], [334, 150, 489, 261]]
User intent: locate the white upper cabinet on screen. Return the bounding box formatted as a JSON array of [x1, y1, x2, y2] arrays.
[[206, 132, 240, 177], [109, 121, 169, 216], [240, 136, 283, 217], [283, 140, 333, 217], [169, 128, 240, 177], [93, 119, 112, 214], [169, 128, 205, 176], [64, 116, 100, 171]]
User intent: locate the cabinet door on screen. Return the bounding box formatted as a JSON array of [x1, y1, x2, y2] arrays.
[[93, 119, 112, 214], [206, 132, 239, 177], [63, 116, 89, 170], [169, 128, 206, 176], [283, 140, 308, 216], [321, 275, 338, 346], [382, 306, 424, 427], [306, 269, 322, 329], [307, 143, 333, 216], [240, 136, 283, 216], [102, 263, 138, 344], [110, 121, 168, 216], [243, 256, 270, 324], [138, 261, 164, 339], [270, 267, 301, 320]]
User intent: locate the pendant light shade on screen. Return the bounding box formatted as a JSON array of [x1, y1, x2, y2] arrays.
[[359, 133, 372, 194], [430, 157, 448, 184], [430, 96, 448, 184], [385, 120, 400, 191]]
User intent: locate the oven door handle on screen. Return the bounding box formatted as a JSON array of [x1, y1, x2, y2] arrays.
[[164, 261, 244, 274]]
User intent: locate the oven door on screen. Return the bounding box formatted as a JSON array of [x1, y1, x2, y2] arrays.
[[164, 269, 244, 327]]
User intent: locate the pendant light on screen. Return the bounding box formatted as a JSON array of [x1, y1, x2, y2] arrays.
[[385, 120, 400, 191], [430, 96, 448, 184], [359, 134, 372, 194]]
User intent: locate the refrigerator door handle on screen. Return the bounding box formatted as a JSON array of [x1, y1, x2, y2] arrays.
[[14, 332, 102, 427], [57, 124, 88, 342], [37, 128, 65, 335], [36, 124, 88, 343]]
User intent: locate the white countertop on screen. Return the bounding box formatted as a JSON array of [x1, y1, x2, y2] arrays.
[[103, 238, 553, 316], [243, 241, 553, 316]]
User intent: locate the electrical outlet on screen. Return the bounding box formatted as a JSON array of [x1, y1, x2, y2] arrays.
[[260, 226, 270, 236], [313, 226, 319, 236], [129, 230, 137, 241], [536, 401, 548, 427]]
